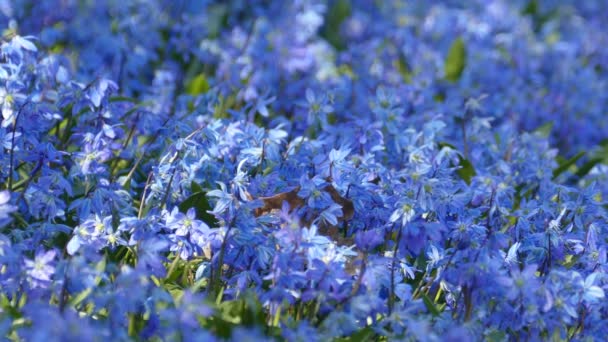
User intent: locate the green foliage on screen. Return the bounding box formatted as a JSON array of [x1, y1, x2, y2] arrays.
[[335, 327, 376, 342], [421, 292, 441, 317], [563, 140, 608, 181], [521, 0, 558, 32], [534, 121, 554, 138], [207, 4, 228, 38], [178, 181, 218, 226], [438, 142, 476, 184], [486, 329, 507, 342], [521, 0, 539, 17], [202, 295, 268, 339], [185, 73, 210, 96], [552, 151, 585, 179], [395, 52, 413, 83], [456, 158, 476, 185], [321, 0, 352, 50], [445, 37, 466, 82], [575, 157, 603, 179], [534, 126, 608, 181]]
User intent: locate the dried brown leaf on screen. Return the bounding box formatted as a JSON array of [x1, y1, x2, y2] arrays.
[[252, 184, 355, 242], [254, 186, 304, 217]]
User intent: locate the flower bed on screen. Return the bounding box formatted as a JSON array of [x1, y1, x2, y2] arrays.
[[1, 1, 607, 340]]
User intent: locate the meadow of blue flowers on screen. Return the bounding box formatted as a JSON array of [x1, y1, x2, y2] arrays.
[[1, 0, 608, 340]]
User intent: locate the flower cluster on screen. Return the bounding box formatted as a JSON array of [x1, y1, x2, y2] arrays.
[[1, 0, 608, 340]]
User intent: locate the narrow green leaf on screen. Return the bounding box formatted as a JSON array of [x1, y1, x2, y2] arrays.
[[438, 141, 457, 150], [574, 157, 603, 179], [431, 141, 476, 184], [552, 151, 585, 179], [202, 316, 236, 339], [486, 330, 507, 342], [445, 37, 466, 82], [68, 287, 93, 308], [456, 157, 476, 185], [191, 181, 203, 194], [164, 282, 185, 300], [0, 294, 21, 318], [395, 52, 413, 83], [128, 313, 146, 337], [335, 327, 376, 341], [434, 91, 446, 103], [521, 0, 557, 32], [109, 96, 139, 103], [534, 122, 553, 138], [217, 295, 265, 327], [421, 292, 441, 316], [185, 73, 210, 96], [207, 4, 228, 38], [321, 0, 352, 50], [521, 0, 538, 16], [178, 191, 218, 227], [95, 256, 107, 272]]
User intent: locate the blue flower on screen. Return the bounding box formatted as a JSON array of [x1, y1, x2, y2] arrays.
[[24, 249, 56, 289], [389, 201, 416, 227], [300, 88, 333, 126], [580, 272, 605, 304], [67, 215, 113, 255], [298, 175, 332, 209], [355, 228, 384, 252], [207, 181, 237, 217], [0, 191, 16, 227]]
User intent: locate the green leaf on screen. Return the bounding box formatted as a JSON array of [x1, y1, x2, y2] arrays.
[[552, 151, 585, 179], [213, 95, 236, 119], [109, 96, 139, 103], [438, 142, 476, 184], [486, 330, 507, 342], [321, 0, 352, 50], [191, 181, 203, 194], [521, 0, 538, 16], [178, 185, 218, 227], [444, 37, 466, 82], [218, 296, 265, 327], [335, 327, 376, 341], [566, 142, 608, 181], [395, 52, 413, 83], [421, 292, 441, 316], [68, 287, 93, 308], [438, 141, 457, 150], [521, 0, 558, 32], [456, 157, 476, 185], [128, 313, 147, 338], [95, 256, 107, 273], [433, 91, 446, 103], [574, 157, 603, 179], [201, 315, 237, 339], [562, 254, 580, 269], [534, 121, 554, 138], [207, 4, 228, 38], [164, 282, 185, 300], [185, 73, 210, 96]]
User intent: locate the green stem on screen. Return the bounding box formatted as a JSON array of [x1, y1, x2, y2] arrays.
[[165, 254, 181, 280]]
